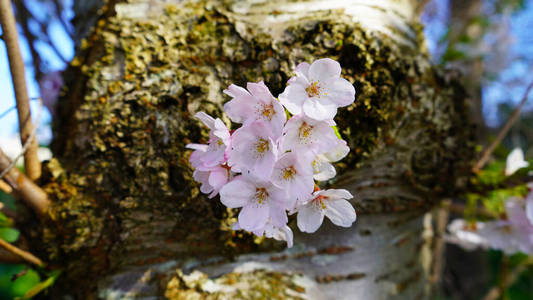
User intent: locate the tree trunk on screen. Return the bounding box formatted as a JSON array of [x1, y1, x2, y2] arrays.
[[29, 0, 473, 299]]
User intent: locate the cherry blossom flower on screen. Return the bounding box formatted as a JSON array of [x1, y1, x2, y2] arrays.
[[39, 70, 63, 117], [448, 194, 533, 255], [232, 221, 294, 248], [193, 165, 233, 198], [271, 152, 315, 205], [227, 121, 279, 180], [505, 147, 529, 176], [220, 176, 288, 231], [279, 58, 355, 121], [187, 112, 231, 169], [187, 59, 358, 247], [280, 115, 338, 155], [312, 139, 350, 181], [297, 189, 356, 233], [224, 81, 286, 136]]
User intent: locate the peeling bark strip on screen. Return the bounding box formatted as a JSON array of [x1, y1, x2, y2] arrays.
[[37, 0, 472, 298]]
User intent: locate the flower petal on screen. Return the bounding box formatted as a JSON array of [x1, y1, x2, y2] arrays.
[[194, 112, 216, 129], [239, 203, 269, 231], [279, 78, 308, 115], [297, 204, 324, 233], [324, 199, 356, 227], [308, 58, 341, 82], [220, 177, 254, 208], [323, 77, 355, 107], [302, 99, 337, 121], [320, 188, 353, 200], [295, 62, 310, 78]]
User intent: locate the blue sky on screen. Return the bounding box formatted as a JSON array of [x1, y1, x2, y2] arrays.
[[0, 0, 73, 141], [0, 0, 532, 141]]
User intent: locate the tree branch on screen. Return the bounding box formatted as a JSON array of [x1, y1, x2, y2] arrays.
[[0, 0, 41, 180], [472, 80, 533, 173], [0, 238, 44, 267], [0, 148, 50, 217]]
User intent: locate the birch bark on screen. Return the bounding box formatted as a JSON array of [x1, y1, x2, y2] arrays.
[[35, 1, 473, 299]]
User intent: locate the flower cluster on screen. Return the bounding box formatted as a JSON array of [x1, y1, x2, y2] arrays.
[[448, 148, 533, 254], [187, 58, 357, 247], [448, 184, 533, 254]]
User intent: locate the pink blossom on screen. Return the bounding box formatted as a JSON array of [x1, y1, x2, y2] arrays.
[[232, 221, 294, 248], [186, 112, 231, 169], [280, 115, 338, 155], [224, 81, 286, 136], [220, 176, 288, 231], [279, 58, 355, 121], [271, 152, 315, 206], [297, 189, 356, 233], [311, 139, 350, 181], [39, 70, 63, 117], [448, 196, 533, 255], [193, 165, 233, 198], [227, 121, 279, 180]]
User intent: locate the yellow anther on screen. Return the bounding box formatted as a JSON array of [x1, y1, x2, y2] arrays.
[[306, 81, 321, 98], [256, 138, 270, 154], [255, 188, 268, 204], [298, 122, 313, 139], [282, 166, 297, 180]]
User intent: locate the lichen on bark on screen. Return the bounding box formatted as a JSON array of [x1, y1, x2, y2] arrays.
[[33, 0, 474, 297]]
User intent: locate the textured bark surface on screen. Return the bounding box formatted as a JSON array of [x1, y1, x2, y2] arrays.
[[26, 0, 473, 298]]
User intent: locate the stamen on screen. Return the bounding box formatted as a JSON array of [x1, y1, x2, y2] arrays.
[[282, 166, 297, 180], [255, 138, 270, 154], [261, 103, 275, 121], [306, 81, 321, 98], [298, 122, 313, 141], [255, 188, 268, 204]]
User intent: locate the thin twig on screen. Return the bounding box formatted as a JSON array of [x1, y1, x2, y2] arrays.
[[482, 257, 533, 300], [0, 238, 44, 267], [473, 81, 533, 173], [0, 0, 41, 180], [0, 148, 50, 217], [21, 1, 68, 63], [52, 0, 73, 37], [0, 99, 42, 180], [0, 105, 16, 120]]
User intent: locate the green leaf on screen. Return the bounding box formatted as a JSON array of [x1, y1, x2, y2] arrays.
[[0, 227, 20, 243], [0, 212, 13, 227], [15, 270, 61, 300], [0, 264, 40, 300]]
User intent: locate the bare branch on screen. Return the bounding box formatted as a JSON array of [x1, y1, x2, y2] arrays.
[[0, 148, 50, 217], [0, 0, 41, 180], [0, 238, 44, 267], [473, 81, 533, 173]]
